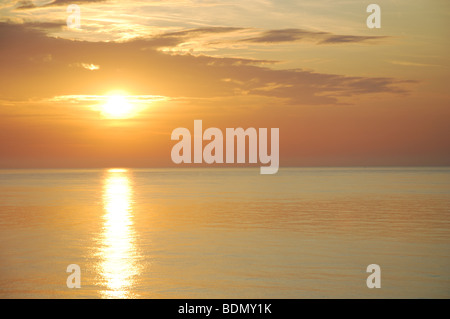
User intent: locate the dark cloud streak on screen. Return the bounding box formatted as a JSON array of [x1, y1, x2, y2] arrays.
[[15, 0, 107, 10], [15, 0, 36, 10], [242, 28, 388, 45]]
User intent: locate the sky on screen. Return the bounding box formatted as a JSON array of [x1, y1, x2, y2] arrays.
[[0, 0, 449, 168]]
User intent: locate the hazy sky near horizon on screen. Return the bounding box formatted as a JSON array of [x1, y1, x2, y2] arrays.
[[0, 0, 449, 168]]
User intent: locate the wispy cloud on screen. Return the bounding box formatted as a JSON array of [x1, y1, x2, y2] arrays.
[[15, 0, 36, 10], [73, 63, 100, 70], [389, 60, 441, 68], [48, 94, 167, 104], [14, 0, 109, 10], [0, 22, 412, 106], [241, 28, 389, 45]]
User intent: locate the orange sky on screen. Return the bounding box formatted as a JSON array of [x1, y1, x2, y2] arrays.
[[0, 0, 449, 168]]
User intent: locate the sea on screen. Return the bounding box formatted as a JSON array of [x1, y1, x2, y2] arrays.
[[0, 167, 449, 298]]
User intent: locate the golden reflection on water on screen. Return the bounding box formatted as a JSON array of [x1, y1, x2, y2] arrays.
[[99, 168, 141, 298]]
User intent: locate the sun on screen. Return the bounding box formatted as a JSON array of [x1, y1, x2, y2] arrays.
[[102, 94, 134, 119]]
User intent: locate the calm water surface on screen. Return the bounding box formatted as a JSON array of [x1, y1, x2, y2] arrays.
[[0, 167, 449, 298]]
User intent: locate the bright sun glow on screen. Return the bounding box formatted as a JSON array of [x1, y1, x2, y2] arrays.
[[102, 94, 134, 119]]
